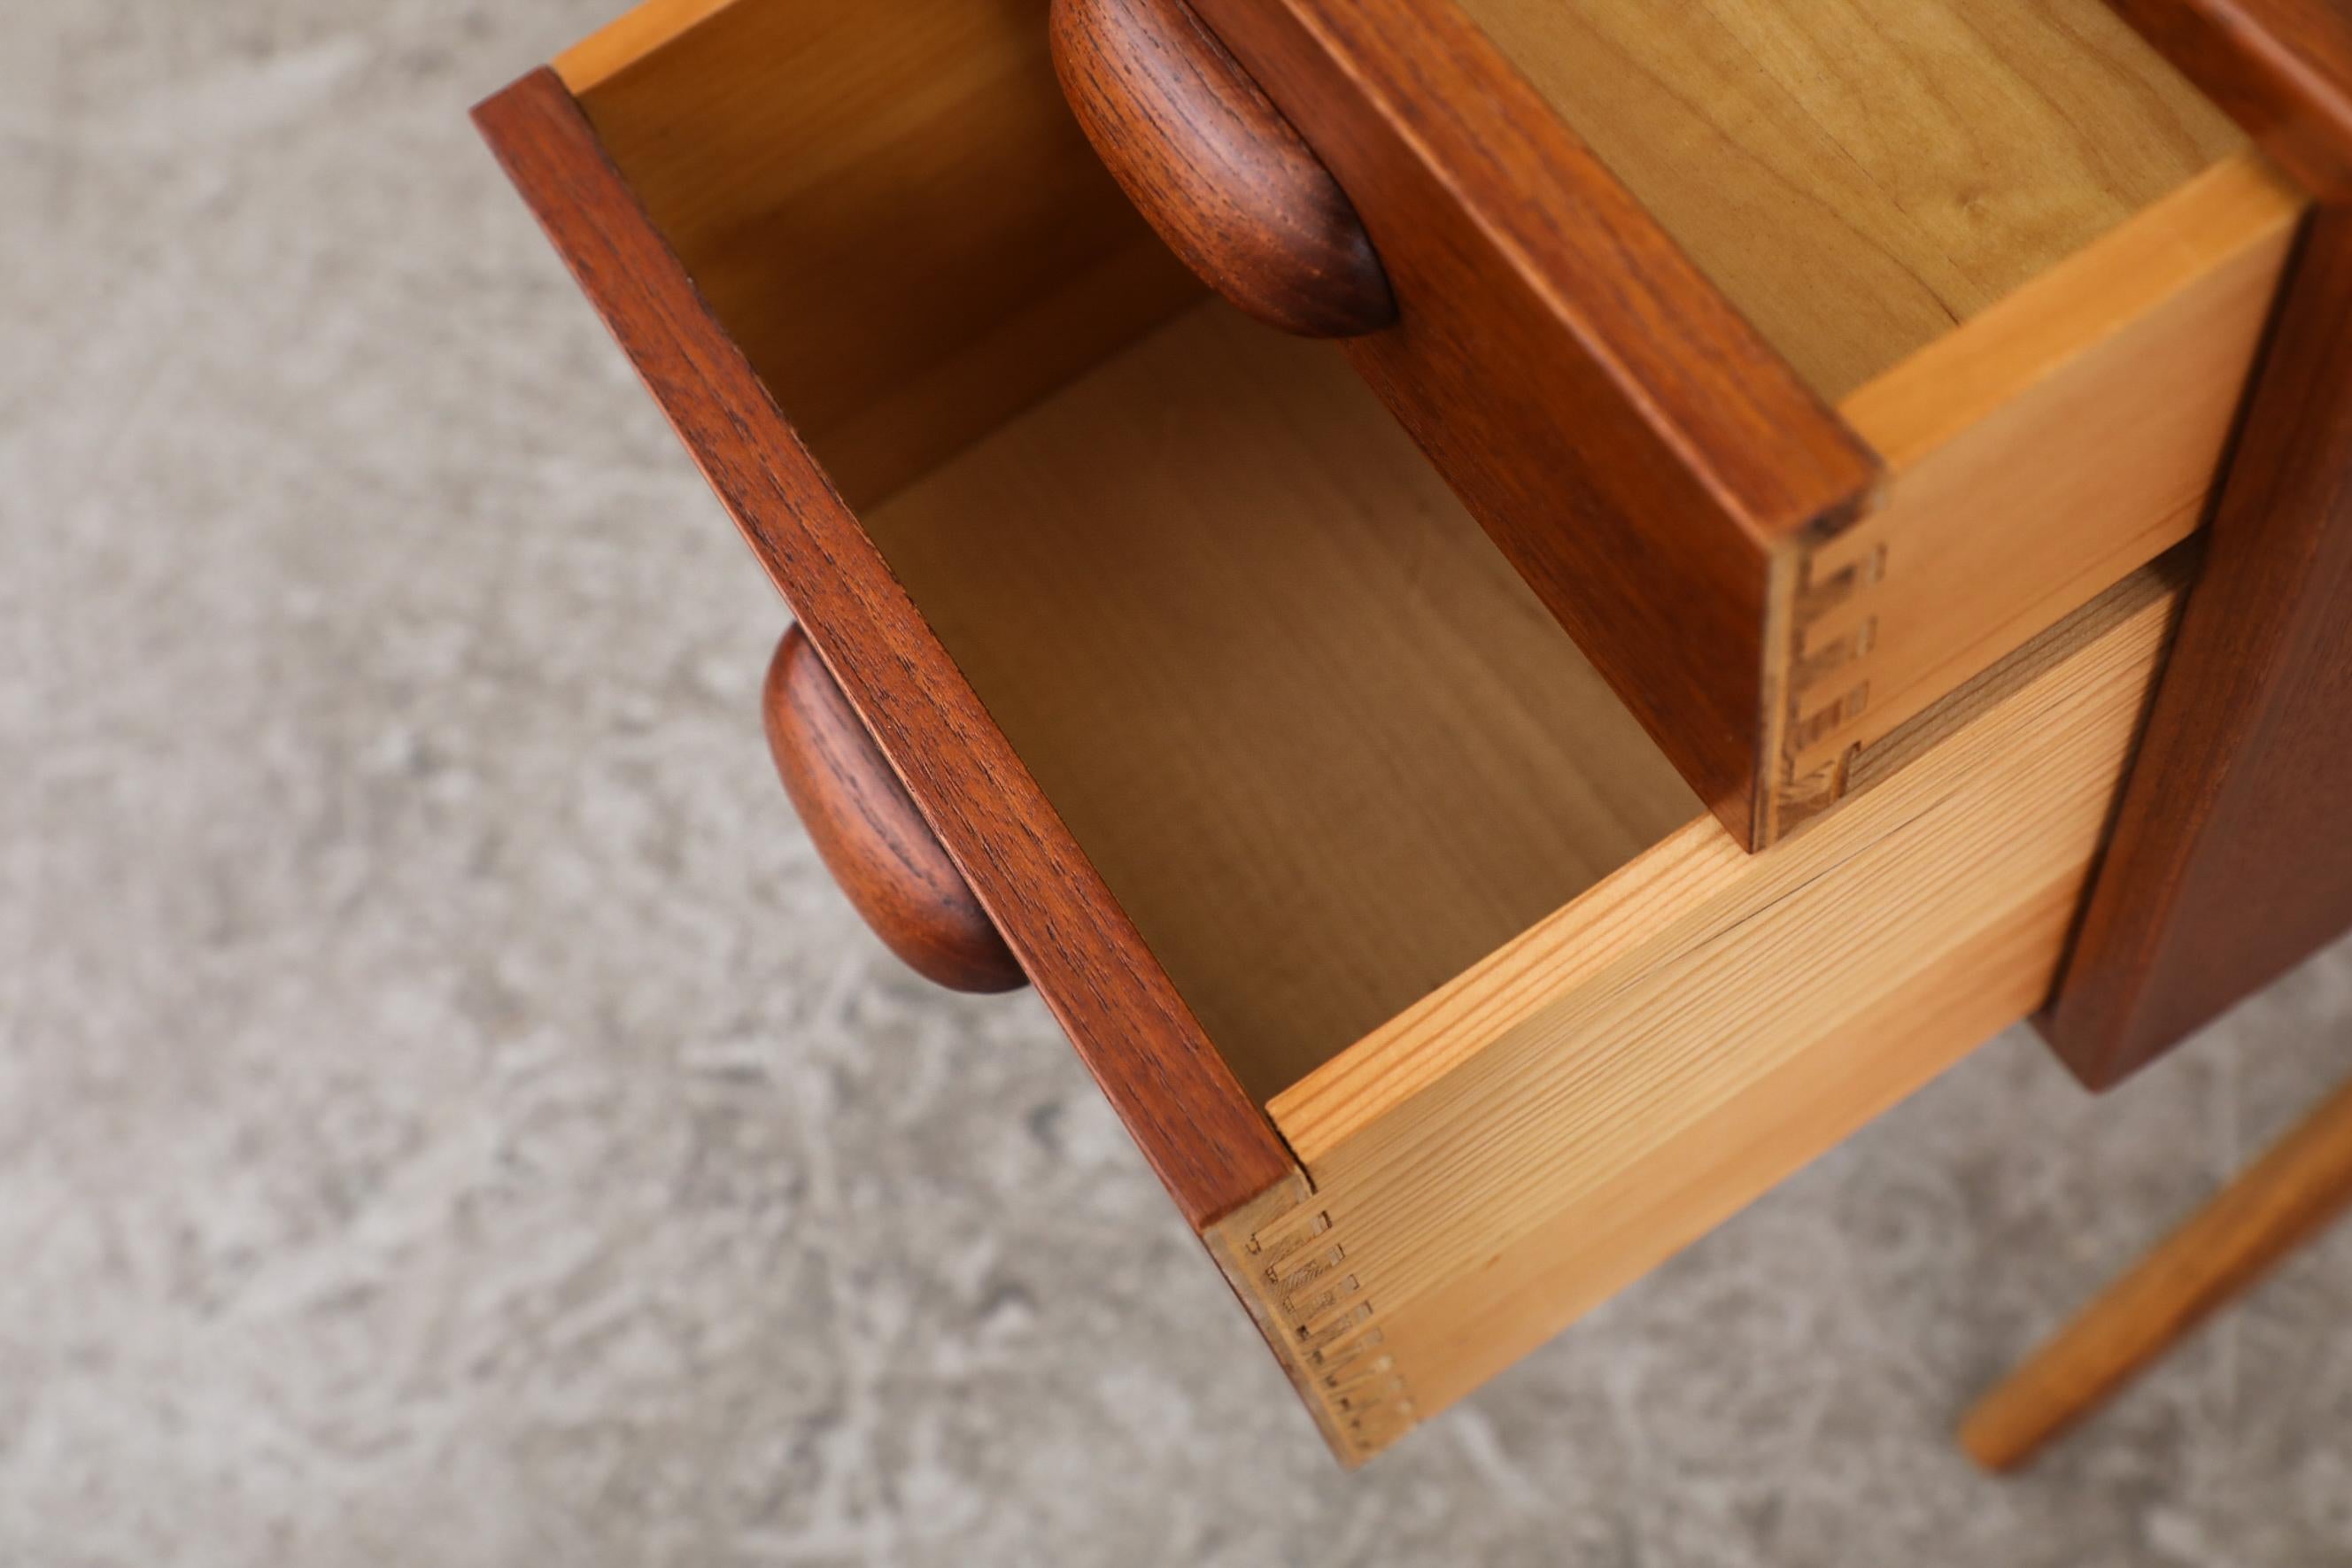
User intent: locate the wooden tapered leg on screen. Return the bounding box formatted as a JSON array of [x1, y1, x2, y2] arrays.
[[1961, 1073, 2352, 1471]]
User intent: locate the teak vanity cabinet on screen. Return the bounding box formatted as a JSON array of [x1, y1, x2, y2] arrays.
[[476, 0, 2351, 1464]]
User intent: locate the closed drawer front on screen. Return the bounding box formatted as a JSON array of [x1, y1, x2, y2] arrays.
[[1074, 0, 2306, 847], [480, 0, 2218, 1465]]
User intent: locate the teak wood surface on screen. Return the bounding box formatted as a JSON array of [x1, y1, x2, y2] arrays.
[[1049, 0, 1395, 336], [472, 66, 1296, 1231], [2044, 201, 2352, 1085], [762, 626, 1025, 995]]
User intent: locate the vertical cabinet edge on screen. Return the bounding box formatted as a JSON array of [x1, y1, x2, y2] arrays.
[[2040, 201, 2352, 1085], [2044, 3, 2352, 1084]]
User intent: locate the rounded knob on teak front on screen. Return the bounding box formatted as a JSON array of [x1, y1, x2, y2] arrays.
[[762, 627, 1027, 994], [1050, 0, 1397, 337]]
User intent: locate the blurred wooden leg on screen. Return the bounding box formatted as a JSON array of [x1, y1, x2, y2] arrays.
[[1961, 1073, 2352, 1471]]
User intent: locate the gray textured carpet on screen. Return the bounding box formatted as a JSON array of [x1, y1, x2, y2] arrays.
[[8, 2, 2352, 1563]]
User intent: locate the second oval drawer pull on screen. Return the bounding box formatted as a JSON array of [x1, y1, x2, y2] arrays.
[[763, 626, 1027, 995], [1050, 0, 1397, 337]]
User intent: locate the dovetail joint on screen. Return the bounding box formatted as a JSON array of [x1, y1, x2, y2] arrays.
[[1776, 541, 1892, 832], [1245, 1206, 1416, 1456], [1794, 541, 1888, 622]]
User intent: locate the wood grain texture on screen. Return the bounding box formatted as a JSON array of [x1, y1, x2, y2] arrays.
[[553, 0, 734, 90], [1961, 1072, 2352, 1470], [1188, 0, 1884, 848], [1252, 568, 2186, 1458], [2104, 0, 2352, 199], [866, 305, 1698, 1102], [1197, 1170, 1385, 1460], [556, 0, 1203, 509], [473, 68, 1293, 1230], [1770, 153, 2305, 837], [1050, 0, 1394, 336], [2042, 200, 2352, 1087], [550, 0, 2325, 867], [1205, 1177, 1415, 1466], [762, 626, 1024, 994], [1458, 0, 2245, 399]]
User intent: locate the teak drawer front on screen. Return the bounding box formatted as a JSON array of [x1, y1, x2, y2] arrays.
[[474, 58, 1296, 1232], [1085, 0, 2305, 846], [480, 0, 2228, 1468]]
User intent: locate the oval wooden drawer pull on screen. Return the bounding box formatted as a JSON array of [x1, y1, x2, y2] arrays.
[[1050, 0, 1396, 337], [763, 627, 1026, 994]]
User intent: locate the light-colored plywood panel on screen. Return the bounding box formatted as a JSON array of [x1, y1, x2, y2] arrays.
[[560, 0, 1203, 507], [1230, 568, 2181, 1460], [1765, 153, 2303, 834], [1458, 0, 2247, 398], [867, 305, 1700, 1102]]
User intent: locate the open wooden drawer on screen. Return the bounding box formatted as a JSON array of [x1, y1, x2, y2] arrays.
[[1074, 0, 2308, 846], [477, 0, 2264, 1465]]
